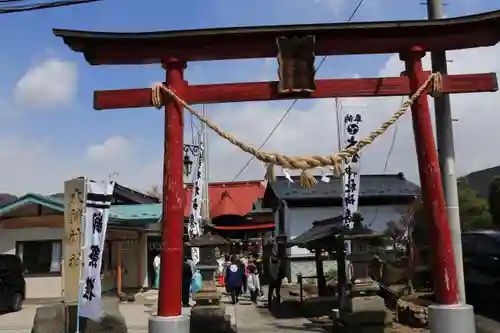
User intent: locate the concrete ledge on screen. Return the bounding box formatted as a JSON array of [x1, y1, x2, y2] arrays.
[[149, 314, 189, 333]]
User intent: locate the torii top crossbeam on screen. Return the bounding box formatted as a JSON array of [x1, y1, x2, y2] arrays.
[[54, 10, 500, 65]]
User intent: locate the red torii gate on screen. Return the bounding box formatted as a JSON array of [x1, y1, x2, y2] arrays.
[[54, 10, 500, 322]]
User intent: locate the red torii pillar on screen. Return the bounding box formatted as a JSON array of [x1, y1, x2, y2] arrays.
[[158, 58, 186, 317], [53, 12, 500, 333], [402, 48, 457, 304]]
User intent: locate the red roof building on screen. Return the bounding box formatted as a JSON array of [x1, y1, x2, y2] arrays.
[[184, 180, 265, 218]]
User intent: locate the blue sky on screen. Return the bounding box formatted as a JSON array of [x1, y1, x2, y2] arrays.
[[0, 0, 499, 194]]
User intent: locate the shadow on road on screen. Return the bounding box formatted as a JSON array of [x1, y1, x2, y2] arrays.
[[465, 288, 500, 333]]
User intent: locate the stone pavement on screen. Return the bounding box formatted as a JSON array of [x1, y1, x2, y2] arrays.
[[0, 304, 39, 333], [230, 299, 321, 333], [0, 303, 193, 333], [2, 294, 499, 333]]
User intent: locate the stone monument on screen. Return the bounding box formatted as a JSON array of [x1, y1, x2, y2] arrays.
[[32, 178, 127, 333]]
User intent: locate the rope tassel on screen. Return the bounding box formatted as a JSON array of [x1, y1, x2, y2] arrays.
[[299, 170, 317, 188], [265, 164, 276, 183], [151, 73, 443, 188]]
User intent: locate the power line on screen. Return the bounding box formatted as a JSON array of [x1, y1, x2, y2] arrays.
[[367, 96, 403, 228], [0, 0, 101, 14], [231, 0, 366, 181]]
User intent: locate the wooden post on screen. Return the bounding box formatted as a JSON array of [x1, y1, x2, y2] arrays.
[[62, 178, 86, 303], [137, 235, 143, 290], [315, 250, 327, 296], [336, 234, 347, 313], [115, 241, 122, 297], [401, 47, 458, 305]]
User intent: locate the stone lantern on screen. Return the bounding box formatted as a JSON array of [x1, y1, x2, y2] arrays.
[[186, 233, 233, 333], [335, 213, 393, 333]]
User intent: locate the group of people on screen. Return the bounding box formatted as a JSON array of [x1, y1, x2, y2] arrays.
[[153, 254, 198, 307], [154, 251, 284, 308], [220, 252, 283, 307], [221, 254, 262, 304]]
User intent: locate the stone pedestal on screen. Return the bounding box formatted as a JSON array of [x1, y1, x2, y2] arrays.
[[190, 305, 235, 333], [31, 299, 127, 333], [335, 278, 392, 333]]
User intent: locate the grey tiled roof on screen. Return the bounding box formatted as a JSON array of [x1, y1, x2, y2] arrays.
[[268, 173, 419, 201], [288, 215, 344, 247], [0, 193, 17, 207]]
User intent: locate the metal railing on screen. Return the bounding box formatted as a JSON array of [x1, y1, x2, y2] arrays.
[[296, 273, 333, 303]]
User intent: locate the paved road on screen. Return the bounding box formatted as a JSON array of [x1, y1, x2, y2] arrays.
[[467, 290, 500, 333], [0, 304, 38, 333], [0, 294, 314, 333], [231, 300, 321, 333], [2, 293, 500, 333], [0, 303, 193, 333]]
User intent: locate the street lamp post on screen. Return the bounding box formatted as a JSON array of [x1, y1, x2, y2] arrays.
[[183, 144, 201, 177]]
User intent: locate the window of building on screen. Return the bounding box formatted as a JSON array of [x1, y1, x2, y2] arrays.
[[16, 240, 62, 275]]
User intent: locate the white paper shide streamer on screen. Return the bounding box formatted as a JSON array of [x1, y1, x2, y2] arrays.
[[188, 141, 204, 264], [79, 181, 115, 320], [342, 113, 362, 232]]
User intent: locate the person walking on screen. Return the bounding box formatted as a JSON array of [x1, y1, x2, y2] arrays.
[[246, 260, 261, 304], [153, 254, 161, 290], [268, 252, 282, 308], [239, 256, 248, 295], [226, 256, 243, 304], [223, 255, 231, 294], [217, 255, 225, 286], [182, 256, 193, 307]]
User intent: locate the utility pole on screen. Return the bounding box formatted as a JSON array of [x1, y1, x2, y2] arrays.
[[426, 0, 466, 304], [426, 1, 476, 333]]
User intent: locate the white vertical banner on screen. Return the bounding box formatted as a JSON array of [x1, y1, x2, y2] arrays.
[[342, 113, 362, 242], [188, 141, 204, 265], [79, 180, 115, 320]]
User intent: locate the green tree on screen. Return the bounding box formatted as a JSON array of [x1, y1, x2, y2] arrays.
[[458, 182, 492, 231], [411, 182, 492, 244], [488, 177, 500, 229]]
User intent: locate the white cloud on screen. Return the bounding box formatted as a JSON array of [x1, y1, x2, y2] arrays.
[[86, 136, 132, 163], [14, 58, 77, 111], [313, 0, 348, 16], [0, 135, 159, 196]]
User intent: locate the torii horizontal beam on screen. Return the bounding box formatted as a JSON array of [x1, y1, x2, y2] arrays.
[[94, 73, 497, 110], [53, 10, 500, 64]]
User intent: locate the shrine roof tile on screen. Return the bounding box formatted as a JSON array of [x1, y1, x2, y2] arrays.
[[0, 193, 161, 225], [288, 215, 344, 247], [0, 181, 267, 227], [108, 204, 161, 222], [184, 180, 265, 218], [265, 173, 419, 203]]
